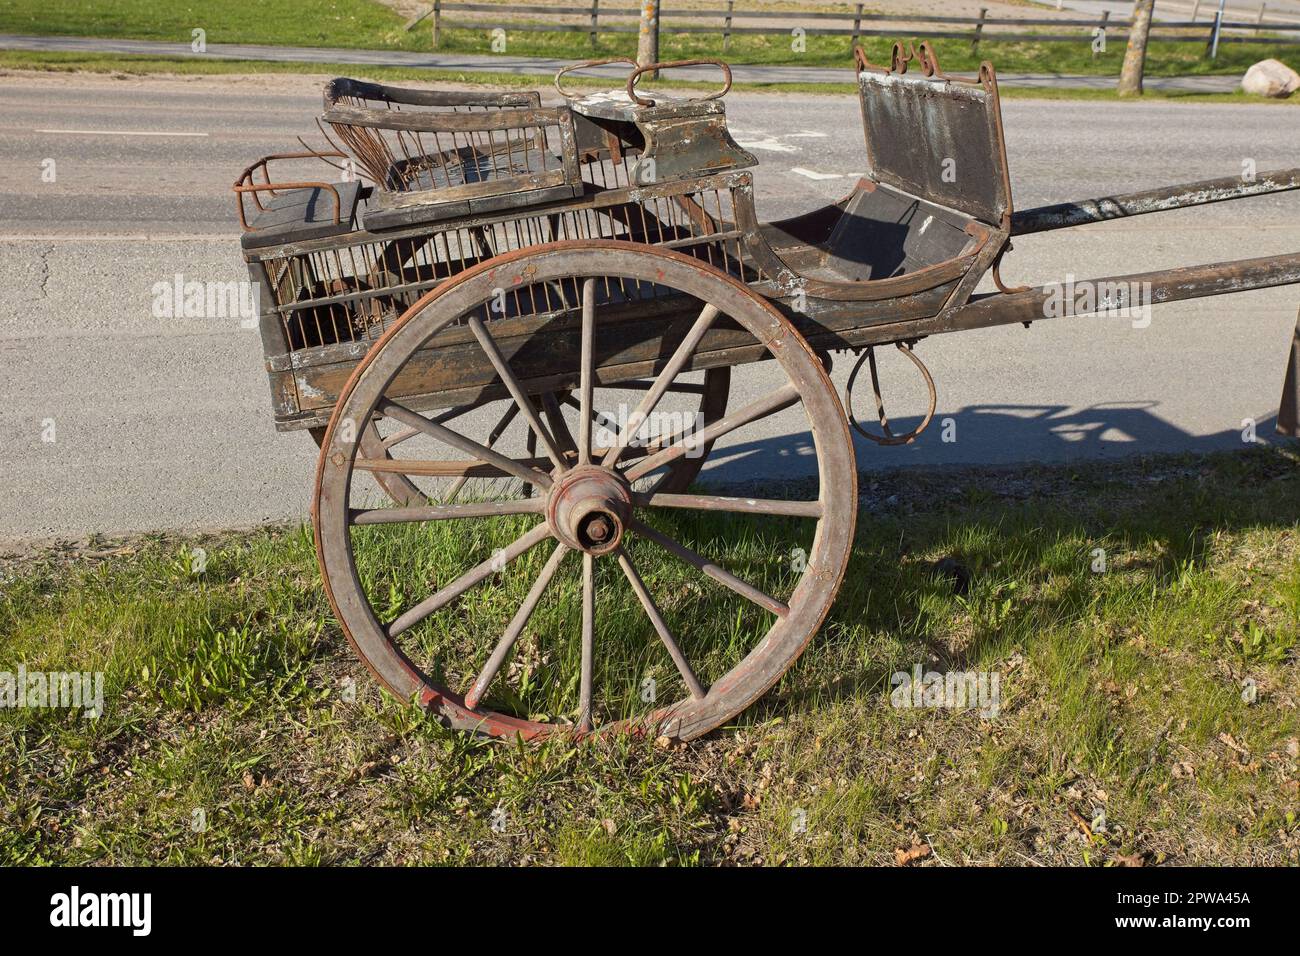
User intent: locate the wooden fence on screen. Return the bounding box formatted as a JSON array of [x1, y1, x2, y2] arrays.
[[411, 2, 1300, 52]]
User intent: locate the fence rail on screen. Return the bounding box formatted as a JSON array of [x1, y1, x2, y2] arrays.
[[420, 1, 1300, 51]]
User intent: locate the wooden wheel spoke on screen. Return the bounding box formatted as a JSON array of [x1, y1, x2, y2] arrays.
[[578, 552, 595, 732], [602, 302, 720, 468], [350, 498, 544, 525], [624, 381, 800, 483], [445, 402, 521, 503], [464, 542, 569, 710], [633, 491, 822, 519], [355, 456, 554, 479], [616, 548, 706, 700], [386, 521, 553, 638], [379, 425, 420, 451], [466, 314, 567, 470], [379, 401, 484, 451], [430, 401, 485, 426], [380, 398, 553, 490], [541, 392, 579, 460], [611, 379, 711, 395], [578, 278, 596, 465], [629, 519, 789, 618], [563, 394, 620, 439]]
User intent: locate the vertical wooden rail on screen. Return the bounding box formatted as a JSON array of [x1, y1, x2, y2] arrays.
[[723, 0, 734, 52], [971, 7, 987, 54], [432, 0, 442, 48], [852, 2, 864, 47], [590, 0, 599, 49], [1257, 2, 1267, 33]]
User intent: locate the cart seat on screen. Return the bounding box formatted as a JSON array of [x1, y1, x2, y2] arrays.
[[760, 181, 982, 283], [557, 59, 755, 183], [322, 78, 583, 232], [755, 45, 1012, 296]]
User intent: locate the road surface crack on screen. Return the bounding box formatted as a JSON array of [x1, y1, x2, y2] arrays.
[[38, 243, 53, 299]]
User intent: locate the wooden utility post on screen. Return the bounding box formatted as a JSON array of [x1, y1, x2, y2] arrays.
[[971, 7, 987, 55], [1117, 0, 1156, 97], [638, 0, 660, 74]]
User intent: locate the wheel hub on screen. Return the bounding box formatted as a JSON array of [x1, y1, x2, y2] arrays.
[[546, 464, 632, 556]]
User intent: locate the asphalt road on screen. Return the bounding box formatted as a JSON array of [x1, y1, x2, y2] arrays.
[[1, 72, 1297, 541]]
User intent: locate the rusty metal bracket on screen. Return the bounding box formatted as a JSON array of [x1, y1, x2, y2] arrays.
[[845, 341, 937, 446]]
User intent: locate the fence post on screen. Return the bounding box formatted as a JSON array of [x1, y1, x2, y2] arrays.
[[1095, 9, 1110, 59], [723, 0, 734, 52], [852, 3, 864, 47], [432, 0, 441, 48], [590, 0, 599, 49], [1208, 5, 1225, 58], [971, 7, 987, 54], [1191, 0, 1201, 19], [1256, 2, 1266, 34]]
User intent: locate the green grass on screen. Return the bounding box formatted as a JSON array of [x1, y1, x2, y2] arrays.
[[0, 0, 408, 49], [2, 0, 1298, 78], [3, 446, 1298, 866]]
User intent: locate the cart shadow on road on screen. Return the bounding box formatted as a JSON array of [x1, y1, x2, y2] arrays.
[[698, 401, 1283, 483]]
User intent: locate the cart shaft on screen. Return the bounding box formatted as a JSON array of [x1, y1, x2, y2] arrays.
[[940, 250, 1300, 333], [1011, 167, 1300, 236]]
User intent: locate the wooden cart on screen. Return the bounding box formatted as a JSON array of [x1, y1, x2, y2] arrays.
[[235, 44, 1300, 740]]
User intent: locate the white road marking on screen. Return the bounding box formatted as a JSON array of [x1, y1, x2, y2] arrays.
[[790, 167, 846, 180], [733, 132, 800, 153], [35, 129, 209, 137], [787, 131, 830, 138]]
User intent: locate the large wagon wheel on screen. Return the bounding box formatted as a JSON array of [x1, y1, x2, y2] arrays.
[[313, 241, 855, 741]]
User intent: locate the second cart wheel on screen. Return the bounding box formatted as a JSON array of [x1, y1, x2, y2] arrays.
[[314, 241, 856, 741]]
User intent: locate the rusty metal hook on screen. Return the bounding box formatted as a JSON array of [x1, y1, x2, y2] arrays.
[[554, 56, 639, 99], [845, 342, 937, 446], [991, 242, 1031, 294], [889, 41, 914, 74], [915, 41, 943, 77], [626, 59, 732, 107]]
